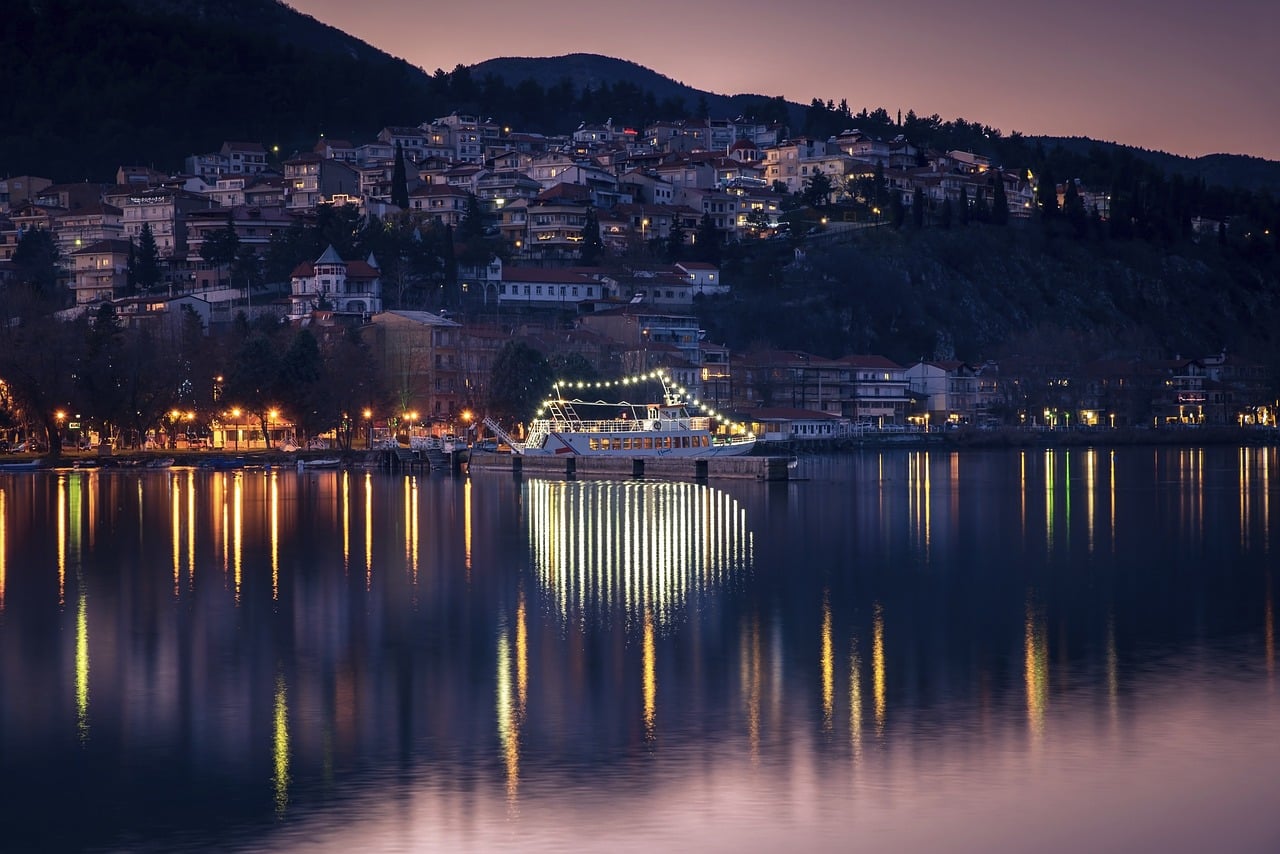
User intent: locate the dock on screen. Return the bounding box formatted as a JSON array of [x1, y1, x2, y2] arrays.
[[466, 452, 791, 481]]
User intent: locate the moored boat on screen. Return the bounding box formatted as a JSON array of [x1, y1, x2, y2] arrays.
[[486, 370, 756, 458]]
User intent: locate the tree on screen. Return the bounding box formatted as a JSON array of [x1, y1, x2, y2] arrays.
[[391, 141, 409, 209], [991, 175, 1009, 225], [133, 222, 162, 293], [11, 227, 62, 307], [199, 214, 239, 285], [275, 328, 328, 444], [958, 185, 970, 225], [890, 192, 905, 230], [939, 198, 953, 229], [579, 206, 604, 265], [912, 187, 926, 229], [802, 169, 834, 208], [694, 212, 721, 265], [79, 303, 129, 443], [1036, 166, 1059, 219], [487, 340, 552, 427], [665, 220, 686, 262], [1063, 178, 1087, 237]]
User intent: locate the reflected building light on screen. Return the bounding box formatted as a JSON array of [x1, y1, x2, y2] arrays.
[[86, 470, 97, 547], [821, 594, 833, 733], [365, 473, 373, 591], [58, 475, 67, 607], [872, 602, 886, 734], [187, 470, 196, 589], [1020, 451, 1027, 541], [1044, 450, 1055, 555], [1240, 448, 1251, 549], [342, 471, 350, 574], [271, 471, 280, 601], [1264, 448, 1271, 553], [496, 623, 520, 803], [1024, 596, 1048, 743], [0, 488, 6, 612], [1085, 449, 1096, 554], [233, 473, 243, 604], [273, 672, 290, 816], [849, 638, 863, 762], [516, 592, 528, 713], [76, 570, 89, 742], [464, 477, 473, 576], [1110, 451, 1117, 554], [525, 480, 752, 630], [171, 472, 181, 597], [643, 609, 656, 742]]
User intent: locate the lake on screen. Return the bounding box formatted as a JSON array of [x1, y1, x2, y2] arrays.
[[0, 446, 1277, 852]]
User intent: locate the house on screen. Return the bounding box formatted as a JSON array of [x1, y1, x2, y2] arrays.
[[69, 239, 132, 305], [743, 407, 848, 443], [53, 203, 123, 258], [368, 310, 466, 422], [835, 355, 911, 426], [186, 206, 296, 289], [288, 245, 382, 319], [407, 183, 470, 226], [905, 360, 978, 426], [282, 154, 359, 211], [497, 267, 605, 308]]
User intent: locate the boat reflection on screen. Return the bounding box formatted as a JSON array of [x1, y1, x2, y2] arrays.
[[524, 479, 754, 630]]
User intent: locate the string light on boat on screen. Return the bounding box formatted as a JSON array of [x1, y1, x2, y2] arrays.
[[542, 369, 753, 437]]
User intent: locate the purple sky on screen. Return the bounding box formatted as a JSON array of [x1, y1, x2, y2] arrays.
[[288, 0, 1278, 161]]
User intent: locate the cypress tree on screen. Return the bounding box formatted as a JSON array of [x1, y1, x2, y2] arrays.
[[391, 142, 409, 209], [991, 175, 1009, 225]]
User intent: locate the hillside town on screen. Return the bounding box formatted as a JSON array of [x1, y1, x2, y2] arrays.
[[0, 111, 1273, 449]]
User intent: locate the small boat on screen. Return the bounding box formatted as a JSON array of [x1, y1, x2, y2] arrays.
[[486, 370, 756, 458], [0, 459, 45, 472], [298, 457, 342, 469], [146, 457, 175, 469]]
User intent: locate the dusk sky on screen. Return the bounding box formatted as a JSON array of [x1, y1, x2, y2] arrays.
[[286, 0, 1278, 162]]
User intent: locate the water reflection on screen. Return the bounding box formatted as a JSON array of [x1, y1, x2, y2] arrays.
[[0, 450, 1276, 853], [524, 479, 753, 630]]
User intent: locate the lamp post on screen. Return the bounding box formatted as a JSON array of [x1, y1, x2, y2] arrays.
[[231, 408, 241, 450], [363, 408, 373, 449], [268, 408, 278, 449], [55, 410, 66, 451]]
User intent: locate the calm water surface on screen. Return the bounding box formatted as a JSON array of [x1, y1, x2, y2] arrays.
[[0, 447, 1277, 852]]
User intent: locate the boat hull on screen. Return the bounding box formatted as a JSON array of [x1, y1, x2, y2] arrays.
[[518, 430, 755, 458]]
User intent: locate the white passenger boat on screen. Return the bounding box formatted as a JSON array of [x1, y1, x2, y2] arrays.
[[488, 371, 756, 457]]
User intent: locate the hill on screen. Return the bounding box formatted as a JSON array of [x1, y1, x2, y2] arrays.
[[1037, 137, 1280, 195], [705, 223, 1280, 371], [0, 0, 442, 180], [468, 53, 801, 126]]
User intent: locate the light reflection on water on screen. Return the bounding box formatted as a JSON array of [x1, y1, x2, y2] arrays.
[[0, 447, 1276, 853]]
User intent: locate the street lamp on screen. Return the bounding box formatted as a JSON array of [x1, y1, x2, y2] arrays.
[[268, 408, 279, 448], [55, 410, 66, 450], [363, 408, 373, 449], [230, 408, 242, 450]]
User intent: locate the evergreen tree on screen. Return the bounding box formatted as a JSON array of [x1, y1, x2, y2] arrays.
[[391, 141, 409, 209], [890, 192, 905, 230], [958, 185, 970, 225], [199, 214, 239, 284], [974, 188, 991, 223], [134, 222, 162, 293], [666, 221, 686, 262], [1036, 166, 1059, 219], [991, 175, 1009, 225], [1063, 178, 1087, 237], [579, 206, 604, 265], [694, 212, 721, 265], [487, 340, 552, 427], [940, 198, 953, 229], [11, 227, 62, 305], [912, 187, 926, 229]]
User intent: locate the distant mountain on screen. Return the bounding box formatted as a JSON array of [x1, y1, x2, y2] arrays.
[[0, 0, 441, 180], [1037, 137, 1280, 195], [469, 53, 801, 126]]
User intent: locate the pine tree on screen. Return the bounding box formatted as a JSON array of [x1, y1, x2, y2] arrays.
[[695, 212, 721, 265], [134, 222, 162, 293], [958, 185, 970, 226], [579, 206, 604, 265], [391, 142, 409, 209], [911, 187, 925, 229], [991, 176, 1008, 225]]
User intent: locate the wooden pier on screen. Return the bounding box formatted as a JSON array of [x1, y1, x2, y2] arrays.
[[466, 452, 791, 481]]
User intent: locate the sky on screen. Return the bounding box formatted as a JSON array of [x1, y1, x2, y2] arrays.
[[287, 0, 1279, 162]]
